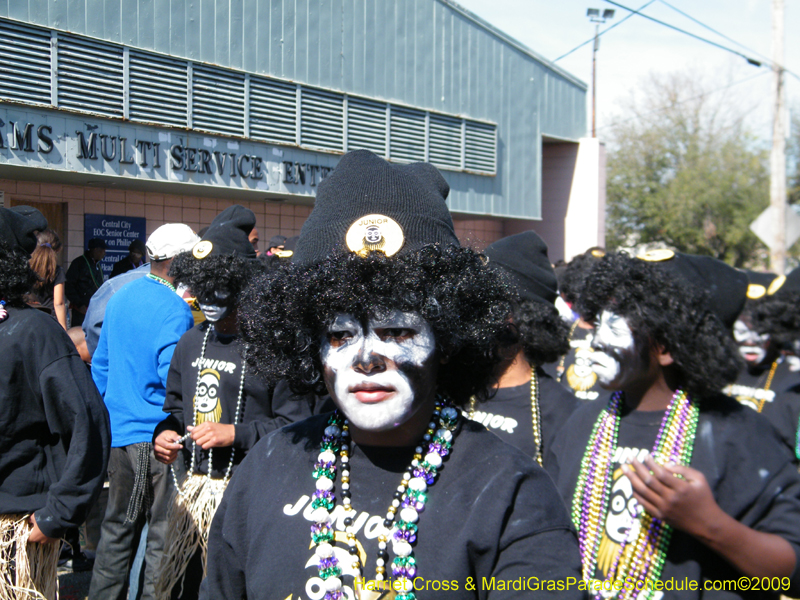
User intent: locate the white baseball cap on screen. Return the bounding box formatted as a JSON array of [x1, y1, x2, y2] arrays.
[[146, 223, 200, 260]]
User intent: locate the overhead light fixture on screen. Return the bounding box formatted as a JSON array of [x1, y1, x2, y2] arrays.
[[603, 9, 615, 19], [586, 8, 600, 17]]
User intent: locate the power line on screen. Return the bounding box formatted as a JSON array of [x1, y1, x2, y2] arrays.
[[596, 70, 770, 132], [603, 0, 764, 67], [553, 0, 657, 63], [657, 0, 772, 65], [606, 0, 800, 84]]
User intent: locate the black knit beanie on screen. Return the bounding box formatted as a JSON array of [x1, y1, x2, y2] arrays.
[[192, 205, 257, 260], [0, 206, 48, 255], [292, 149, 458, 264], [484, 231, 558, 306], [636, 250, 748, 329]]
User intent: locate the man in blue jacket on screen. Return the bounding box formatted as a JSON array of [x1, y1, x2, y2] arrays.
[[89, 223, 199, 600]]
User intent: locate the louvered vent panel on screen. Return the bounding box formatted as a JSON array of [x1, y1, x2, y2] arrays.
[[250, 77, 296, 144], [428, 114, 462, 169], [347, 98, 386, 156], [300, 88, 343, 151], [389, 107, 425, 163], [129, 51, 188, 128], [58, 34, 123, 117], [465, 121, 497, 174], [192, 65, 245, 136], [0, 21, 51, 104]]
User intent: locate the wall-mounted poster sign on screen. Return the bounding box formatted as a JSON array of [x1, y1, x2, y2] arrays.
[[84, 214, 147, 279]]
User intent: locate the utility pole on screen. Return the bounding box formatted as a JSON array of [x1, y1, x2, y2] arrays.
[[592, 24, 599, 138], [770, 0, 786, 274], [586, 9, 614, 138]]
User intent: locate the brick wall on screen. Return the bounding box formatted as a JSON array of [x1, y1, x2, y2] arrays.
[[0, 179, 312, 264]]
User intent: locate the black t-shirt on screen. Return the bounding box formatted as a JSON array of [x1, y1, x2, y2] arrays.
[[24, 265, 66, 314], [200, 414, 584, 600], [548, 394, 800, 599], [552, 326, 611, 403], [723, 357, 800, 459], [155, 322, 316, 478], [466, 368, 579, 464], [0, 306, 110, 539]]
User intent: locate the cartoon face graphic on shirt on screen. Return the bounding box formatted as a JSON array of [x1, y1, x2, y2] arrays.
[[194, 368, 222, 424], [320, 310, 439, 432], [596, 464, 644, 576], [566, 346, 598, 392]]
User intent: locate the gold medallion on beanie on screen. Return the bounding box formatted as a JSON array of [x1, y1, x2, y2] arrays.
[[345, 214, 405, 257], [193, 241, 213, 259], [637, 248, 675, 262]]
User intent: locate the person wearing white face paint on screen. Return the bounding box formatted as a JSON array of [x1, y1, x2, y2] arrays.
[[151, 205, 316, 600], [548, 251, 800, 599], [722, 272, 800, 459], [200, 150, 584, 600]]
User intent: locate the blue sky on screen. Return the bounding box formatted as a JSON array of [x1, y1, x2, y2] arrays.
[[454, 0, 799, 142]]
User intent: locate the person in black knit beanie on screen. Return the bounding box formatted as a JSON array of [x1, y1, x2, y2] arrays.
[[200, 149, 583, 600]]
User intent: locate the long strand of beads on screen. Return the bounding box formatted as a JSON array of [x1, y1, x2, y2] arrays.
[[310, 399, 459, 600], [310, 416, 346, 600], [171, 327, 247, 498], [575, 388, 699, 600]]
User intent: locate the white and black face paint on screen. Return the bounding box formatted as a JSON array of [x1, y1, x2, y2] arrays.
[[199, 289, 232, 322], [590, 310, 648, 389], [199, 303, 233, 322], [320, 310, 439, 432], [733, 318, 770, 365]]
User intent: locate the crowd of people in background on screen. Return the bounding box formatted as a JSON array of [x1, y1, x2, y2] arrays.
[[3, 148, 800, 600]]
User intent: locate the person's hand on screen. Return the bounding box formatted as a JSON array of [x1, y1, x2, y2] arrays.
[[624, 455, 722, 539], [188, 423, 236, 449], [27, 514, 59, 544], [153, 430, 182, 464]]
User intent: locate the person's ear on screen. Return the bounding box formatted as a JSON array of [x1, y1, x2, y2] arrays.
[[655, 344, 674, 367]]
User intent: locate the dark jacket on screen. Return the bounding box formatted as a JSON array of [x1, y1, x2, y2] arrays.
[[0, 306, 111, 538], [66, 251, 104, 308]]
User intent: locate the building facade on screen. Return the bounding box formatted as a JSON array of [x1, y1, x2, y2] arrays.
[[0, 0, 600, 274]]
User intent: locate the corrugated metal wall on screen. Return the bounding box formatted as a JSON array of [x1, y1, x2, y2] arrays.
[[3, 0, 586, 219]]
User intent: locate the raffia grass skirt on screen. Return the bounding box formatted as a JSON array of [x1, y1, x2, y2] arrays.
[[154, 475, 227, 600], [0, 514, 60, 600]]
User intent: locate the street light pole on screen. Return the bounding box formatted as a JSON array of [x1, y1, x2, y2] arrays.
[[587, 9, 615, 138]]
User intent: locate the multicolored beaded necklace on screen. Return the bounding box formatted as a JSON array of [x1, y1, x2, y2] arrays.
[[571, 389, 699, 599], [310, 399, 459, 600]]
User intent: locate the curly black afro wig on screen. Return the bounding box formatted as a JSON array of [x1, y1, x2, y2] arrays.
[[577, 252, 741, 400], [751, 291, 800, 350], [559, 251, 603, 306], [239, 245, 516, 406], [510, 298, 570, 366], [169, 252, 263, 306], [0, 239, 38, 306]]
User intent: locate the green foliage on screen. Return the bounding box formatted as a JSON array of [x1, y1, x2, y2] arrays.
[[605, 72, 770, 267]]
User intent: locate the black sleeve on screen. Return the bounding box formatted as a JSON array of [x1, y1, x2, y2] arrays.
[[231, 378, 317, 452], [33, 355, 111, 539]]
